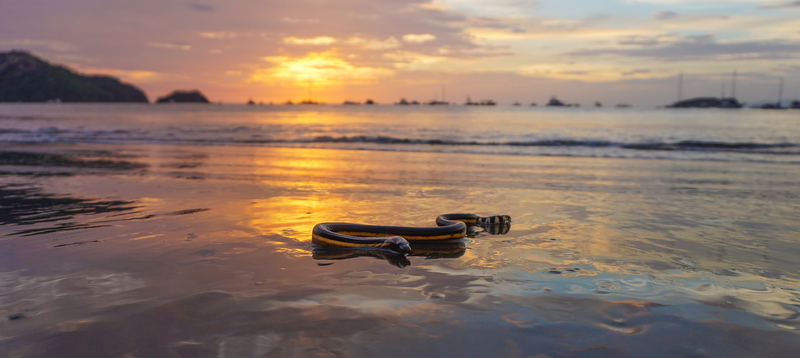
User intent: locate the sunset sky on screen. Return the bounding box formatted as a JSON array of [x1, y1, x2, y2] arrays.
[[2, 0, 799, 106]]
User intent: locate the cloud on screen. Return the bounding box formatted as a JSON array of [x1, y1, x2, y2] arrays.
[[346, 37, 401, 50], [622, 69, 652, 76], [414, 3, 449, 11], [281, 17, 320, 24], [468, 17, 527, 33], [653, 11, 679, 20], [147, 42, 191, 51], [403, 34, 437, 43], [282, 36, 337, 45], [758, 1, 800, 9], [66, 63, 161, 82], [618, 34, 679, 46], [0, 39, 78, 52], [198, 32, 244, 39], [567, 35, 800, 61], [186, 3, 214, 12], [627, 0, 767, 3]]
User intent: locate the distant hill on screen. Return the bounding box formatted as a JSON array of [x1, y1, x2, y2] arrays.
[[0, 50, 148, 103], [156, 90, 210, 103]]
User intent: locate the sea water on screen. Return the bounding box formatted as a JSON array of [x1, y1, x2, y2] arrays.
[[1, 104, 799, 357], [2, 104, 799, 163]]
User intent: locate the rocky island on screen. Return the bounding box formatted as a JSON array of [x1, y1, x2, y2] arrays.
[[0, 51, 148, 103], [156, 90, 210, 103]]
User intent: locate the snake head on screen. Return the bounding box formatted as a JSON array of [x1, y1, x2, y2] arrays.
[[386, 236, 412, 253]]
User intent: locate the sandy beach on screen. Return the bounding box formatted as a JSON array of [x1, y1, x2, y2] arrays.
[[2, 105, 800, 357]]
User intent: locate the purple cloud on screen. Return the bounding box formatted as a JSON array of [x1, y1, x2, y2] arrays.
[[569, 35, 800, 62], [758, 1, 800, 9], [653, 11, 679, 20], [187, 3, 214, 11]]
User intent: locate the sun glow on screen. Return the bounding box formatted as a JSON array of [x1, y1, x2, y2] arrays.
[[250, 52, 394, 87]]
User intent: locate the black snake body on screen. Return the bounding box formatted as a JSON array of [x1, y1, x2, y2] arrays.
[[312, 213, 511, 253]]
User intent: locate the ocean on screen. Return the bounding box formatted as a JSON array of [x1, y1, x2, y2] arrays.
[[1, 104, 799, 357], [2, 104, 799, 163]]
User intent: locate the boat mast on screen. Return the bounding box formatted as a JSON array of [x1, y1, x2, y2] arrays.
[[731, 69, 737, 98], [677, 72, 683, 102]]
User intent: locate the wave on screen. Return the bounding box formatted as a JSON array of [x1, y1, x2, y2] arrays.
[[2, 129, 799, 156], [298, 136, 800, 154]]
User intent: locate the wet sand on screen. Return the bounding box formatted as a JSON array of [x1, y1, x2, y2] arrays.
[[2, 142, 800, 357]]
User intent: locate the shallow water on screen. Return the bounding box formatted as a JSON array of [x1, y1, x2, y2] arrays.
[[1, 105, 800, 357]]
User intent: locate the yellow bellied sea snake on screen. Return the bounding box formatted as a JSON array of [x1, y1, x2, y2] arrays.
[[312, 213, 511, 253]]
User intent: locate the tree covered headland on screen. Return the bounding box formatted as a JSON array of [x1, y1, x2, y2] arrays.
[[0, 51, 149, 103]]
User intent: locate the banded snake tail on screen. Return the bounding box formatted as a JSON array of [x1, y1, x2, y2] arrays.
[[311, 213, 511, 253]]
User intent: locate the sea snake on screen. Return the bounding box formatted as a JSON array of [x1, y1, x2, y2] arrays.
[[312, 213, 511, 253]]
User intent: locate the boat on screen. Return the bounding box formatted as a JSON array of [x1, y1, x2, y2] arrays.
[[594, 101, 602, 108], [666, 70, 743, 108], [428, 85, 449, 105], [512, 101, 521, 106], [759, 78, 785, 110], [790, 100, 800, 109], [760, 103, 783, 109], [718, 98, 744, 108], [365, 99, 375, 105], [343, 100, 360, 105], [247, 99, 255, 105], [465, 97, 496, 106], [395, 98, 409, 105], [546, 97, 565, 107], [720, 70, 744, 108]]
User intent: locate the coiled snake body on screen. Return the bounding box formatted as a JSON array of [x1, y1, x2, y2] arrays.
[[312, 213, 511, 253]]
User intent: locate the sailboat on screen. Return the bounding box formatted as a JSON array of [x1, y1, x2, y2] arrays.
[[667, 71, 743, 108], [428, 85, 449, 105], [760, 78, 785, 109], [719, 70, 743, 108]]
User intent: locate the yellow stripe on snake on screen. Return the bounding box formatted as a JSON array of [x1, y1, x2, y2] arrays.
[[312, 213, 511, 253]]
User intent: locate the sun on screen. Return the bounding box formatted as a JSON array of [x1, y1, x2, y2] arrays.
[[249, 51, 394, 88]]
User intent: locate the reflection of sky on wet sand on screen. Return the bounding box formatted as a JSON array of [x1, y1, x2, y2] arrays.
[[2, 142, 800, 356]]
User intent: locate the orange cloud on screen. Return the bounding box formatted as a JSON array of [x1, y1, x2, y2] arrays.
[[250, 52, 395, 86], [403, 34, 437, 43], [282, 36, 337, 45]]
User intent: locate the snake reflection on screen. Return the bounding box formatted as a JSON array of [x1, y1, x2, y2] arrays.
[[312, 213, 511, 267]]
